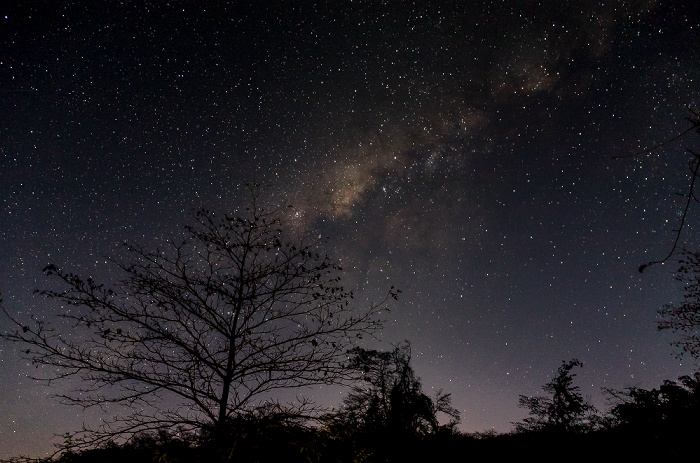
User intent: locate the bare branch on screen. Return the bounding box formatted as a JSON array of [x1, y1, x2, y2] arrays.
[[0, 189, 397, 451], [620, 108, 700, 272]]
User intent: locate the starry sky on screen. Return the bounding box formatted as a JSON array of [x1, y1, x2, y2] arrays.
[[1, 1, 699, 458]]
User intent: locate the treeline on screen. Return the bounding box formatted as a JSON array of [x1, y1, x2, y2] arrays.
[[17, 353, 700, 463], [5, 181, 700, 462]]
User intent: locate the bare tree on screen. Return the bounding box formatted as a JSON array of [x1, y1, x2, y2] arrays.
[[1, 189, 399, 450]]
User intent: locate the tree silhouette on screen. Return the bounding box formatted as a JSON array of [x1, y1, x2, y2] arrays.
[[601, 371, 700, 460], [658, 250, 700, 358], [328, 342, 459, 438], [0, 188, 399, 451], [515, 359, 595, 433], [606, 371, 700, 430], [616, 110, 700, 362]]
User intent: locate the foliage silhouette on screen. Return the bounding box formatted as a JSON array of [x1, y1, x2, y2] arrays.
[[515, 359, 596, 433], [327, 342, 460, 439], [0, 187, 398, 453], [606, 371, 700, 430]]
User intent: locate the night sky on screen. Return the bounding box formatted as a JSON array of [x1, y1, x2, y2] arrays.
[[2, 1, 699, 458]]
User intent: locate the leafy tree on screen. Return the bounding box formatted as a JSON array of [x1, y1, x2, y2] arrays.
[[0, 189, 398, 451], [328, 342, 460, 438], [604, 386, 666, 429], [606, 371, 700, 429], [515, 359, 595, 433]]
